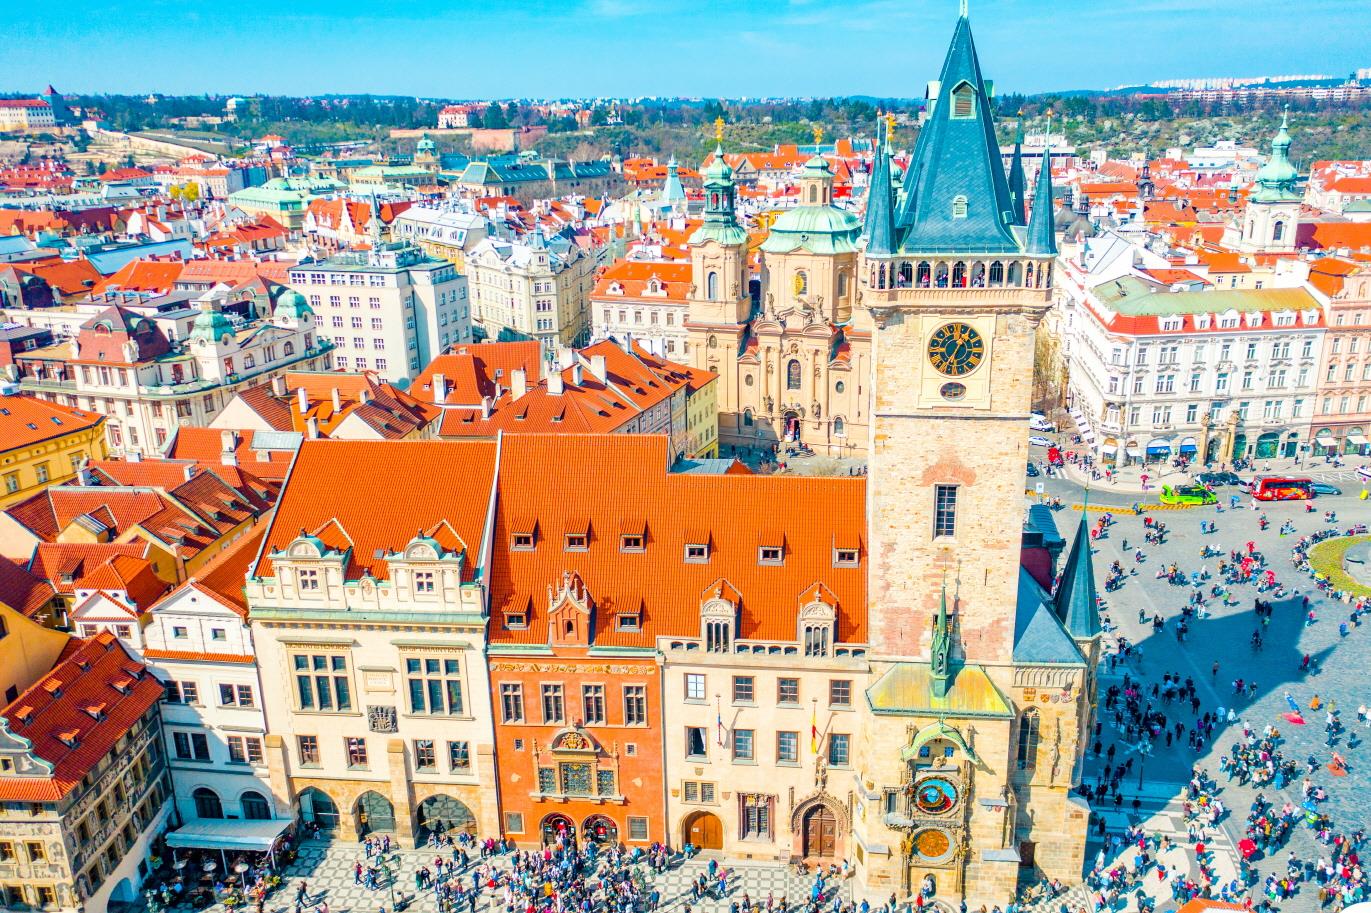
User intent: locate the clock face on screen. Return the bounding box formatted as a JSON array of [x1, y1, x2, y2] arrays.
[[914, 777, 959, 814], [927, 323, 985, 377]]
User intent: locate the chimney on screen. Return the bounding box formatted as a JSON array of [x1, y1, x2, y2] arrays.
[[511, 368, 527, 399], [548, 371, 565, 396], [297, 386, 309, 414], [557, 348, 574, 370], [330, 387, 342, 412], [571, 362, 583, 387], [589, 355, 607, 382], [480, 395, 492, 419], [359, 388, 370, 405], [271, 374, 287, 397], [306, 417, 320, 440], [432, 372, 446, 404], [220, 429, 239, 466]]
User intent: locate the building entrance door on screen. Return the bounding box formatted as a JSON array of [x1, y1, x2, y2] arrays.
[[684, 811, 723, 850], [803, 805, 837, 858]]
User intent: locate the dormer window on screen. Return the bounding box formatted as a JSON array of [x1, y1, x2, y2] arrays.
[[833, 547, 859, 567], [620, 535, 644, 552], [685, 543, 709, 563], [57, 730, 80, 749], [414, 571, 436, 594], [704, 620, 731, 653], [758, 546, 783, 566], [951, 82, 976, 119], [617, 613, 641, 632], [565, 534, 588, 551], [952, 195, 968, 219], [512, 533, 535, 550], [504, 611, 528, 630], [298, 569, 320, 591]]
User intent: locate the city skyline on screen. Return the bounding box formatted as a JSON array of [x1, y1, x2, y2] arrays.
[[4, 0, 1367, 100]]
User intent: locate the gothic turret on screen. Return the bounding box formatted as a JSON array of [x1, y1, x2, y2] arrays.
[[894, 10, 1019, 254], [1054, 514, 1101, 640], [930, 583, 954, 698], [1007, 119, 1027, 225], [863, 121, 896, 257], [1025, 149, 1058, 256]]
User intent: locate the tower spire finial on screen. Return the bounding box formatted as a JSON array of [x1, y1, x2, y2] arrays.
[[959, 0, 968, 18], [812, 124, 823, 146], [714, 116, 725, 144]]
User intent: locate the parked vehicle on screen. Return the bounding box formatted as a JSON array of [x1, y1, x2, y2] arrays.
[[1160, 484, 1217, 505], [1196, 471, 1242, 487], [1251, 477, 1314, 501], [1028, 435, 1052, 448]]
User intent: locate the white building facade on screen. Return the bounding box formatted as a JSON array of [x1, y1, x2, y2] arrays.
[[466, 235, 596, 354]]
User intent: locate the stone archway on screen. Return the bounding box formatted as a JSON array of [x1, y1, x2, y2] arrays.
[[790, 792, 848, 860], [682, 810, 723, 850], [416, 794, 476, 845], [355, 790, 395, 838], [297, 787, 340, 830]]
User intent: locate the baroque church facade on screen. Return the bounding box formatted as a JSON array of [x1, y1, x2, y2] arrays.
[[687, 10, 1099, 905]]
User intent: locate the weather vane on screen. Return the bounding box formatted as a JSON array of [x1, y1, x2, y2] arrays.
[[813, 125, 823, 145], [714, 116, 725, 143]]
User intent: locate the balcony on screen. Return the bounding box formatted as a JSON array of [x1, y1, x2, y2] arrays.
[[18, 376, 75, 393]]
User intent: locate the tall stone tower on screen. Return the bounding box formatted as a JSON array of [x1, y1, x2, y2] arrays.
[[853, 10, 1094, 907], [1237, 112, 1301, 253]]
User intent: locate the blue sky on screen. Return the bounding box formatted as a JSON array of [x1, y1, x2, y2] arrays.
[[5, 0, 1365, 99]]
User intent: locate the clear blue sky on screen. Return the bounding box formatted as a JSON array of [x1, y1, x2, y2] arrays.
[[6, 0, 1366, 99]]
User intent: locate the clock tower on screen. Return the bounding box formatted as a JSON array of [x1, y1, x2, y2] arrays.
[[852, 9, 1091, 908]]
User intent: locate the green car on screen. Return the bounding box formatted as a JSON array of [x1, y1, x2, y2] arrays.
[[1160, 484, 1217, 505]]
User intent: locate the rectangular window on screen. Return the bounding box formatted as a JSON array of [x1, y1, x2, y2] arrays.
[[686, 726, 708, 759], [933, 484, 957, 537], [582, 684, 605, 725], [500, 683, 524, 723], [345, 737, 368, 769], [172, 731, 209, 761], [171, 626, 188, 640], [827, 733, 850, 766], [219, 684, 255, 707], [685, 673, 705, 701], [777, 678, 799, 705], [777, 731, 799, 763], [504, 812, 524, 834], [830, 679, 852, 707], [741, 796, 770, 839], [298, 735, 320, 766], [448, 741, 471, 773], [541, 684, 565, 724], [414, 571, 435, 593], [628, 817, 649, 842], [414, 740, 436, 772], [758, 546, 783, 564], [732, 676, 754, 704], [405, 657, 464, 715], [732, 729, 754, 761], [623, 685, 647, 726], [293, 653, 351, 711]]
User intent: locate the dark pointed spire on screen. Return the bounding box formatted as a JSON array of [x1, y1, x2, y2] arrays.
[[1026, 149, 1058, 256], [930, 581, 953, 698], [864, 113, 896, 257], [893, 12, 1020, 254], [1007, 117, 1027, 225], [1054, 512, 1101, 640]]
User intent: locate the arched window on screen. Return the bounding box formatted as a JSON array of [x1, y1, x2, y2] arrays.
[[786, 359, 802, 390], [283, 341, 294, 356], [952, 195, 968, 219], [838, 272, 848, 297], [832, 416, 845, 438], [1015, 708, 1040, 771], [898, 261, 914, 288], [743, 408, 754, 427], [952, 261, 967, 287], [989, 261, 1004, 286], [794, 271, 808, 296], [706, 271, 719, 300], [241, 791, 272, 820], [1273, 220, 1286, 242], [917, 261, 931, 287], [951, 82, 975, 119], [1025, 263, 1036, 288], [194, 787, 224, 819], [803, 623, 831, 657], [808, 186, 818, 203]]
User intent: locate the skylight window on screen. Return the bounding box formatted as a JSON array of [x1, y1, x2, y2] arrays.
[[951, 83, 976, 119]]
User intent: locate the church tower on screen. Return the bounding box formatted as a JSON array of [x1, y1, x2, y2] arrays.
[[686, 123, 752, 441], [1237, 111, 1301, 252], [852, 8, 1090, 908]]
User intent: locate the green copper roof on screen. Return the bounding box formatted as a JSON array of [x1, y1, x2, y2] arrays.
[[1094, 278, 1318, 316], [274, 289, 313, 320], [660, 155, 686, 204], [761, 206, 861, 254], [691, 143, 747, 247], [1250, 112, 1301, 203], [1053, 514, 1101, 639], [864, 136, 896, 257], [1007, 124, 1027, 226], [1026, 155, 1058, 256], [189, 308, 234, 342], [893, 14, 1021, 255], [1015, 567, 1086, 664], [866, 662, 1014, 719]]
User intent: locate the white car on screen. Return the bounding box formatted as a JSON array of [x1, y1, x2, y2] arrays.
[[1029, 416, 1057, 433], [1028, 435, 1052, 448]]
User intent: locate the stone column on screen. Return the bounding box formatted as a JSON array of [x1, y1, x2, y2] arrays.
[[264, 734, 294, 819], [476, 744, 501, 838], [387, 739, 417, 848], [1198, 414, 1211, 464]]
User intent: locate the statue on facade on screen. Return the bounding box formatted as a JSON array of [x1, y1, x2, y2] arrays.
[[815, 755, 828, 790]]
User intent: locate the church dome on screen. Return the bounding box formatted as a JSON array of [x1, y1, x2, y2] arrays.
[[189, 307, 234, 344], [274, 289, 313, 320], [761, 202, 861, 255]]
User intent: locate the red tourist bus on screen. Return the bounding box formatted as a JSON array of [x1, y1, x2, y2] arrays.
[[1252, 477, 1314, 501]]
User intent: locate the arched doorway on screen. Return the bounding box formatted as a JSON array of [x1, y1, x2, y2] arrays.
[[1205, 437, 1222, 464], [683, 810, 723, 850], [802, 804, 838, 858], [541, 813, 576, 847], [783, 410, 802, 444], [240, 791, 272, 820], [109, 877, 138, 913], [355, 791, 395, 838], [583, 814, 619, 846], [193, 787, 223, 819], [417, 794, 476, 844], [297, 787, 339, 830], [1255, 431, 1280, 460]]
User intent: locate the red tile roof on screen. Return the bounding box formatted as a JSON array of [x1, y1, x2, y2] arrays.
[[179, 524, 268, 618], [165, 428, 298, 480], [30, 542, 151, 595], [75, 553, 168, 612], [0, 395, 103, 454], [0, 632, 165, 802], [1308, 257, 1361, 297], [253, 439, 499, 582], [412, 342, 544, 408], [0, 555, 57, 618], [592, 260, 692, 301], [91, 258, 185, 294]]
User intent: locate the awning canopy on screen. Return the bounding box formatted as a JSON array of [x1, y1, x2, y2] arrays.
[[1125, 446, 1142, 457], [165, 818, 292, 852], [1349, 433, 1369, 446], [1100, 443, 1119, 455], [1316, 431, 1335, 443]]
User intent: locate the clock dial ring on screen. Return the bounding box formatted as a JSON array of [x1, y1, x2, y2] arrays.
[[927, 322, 985, 377]]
